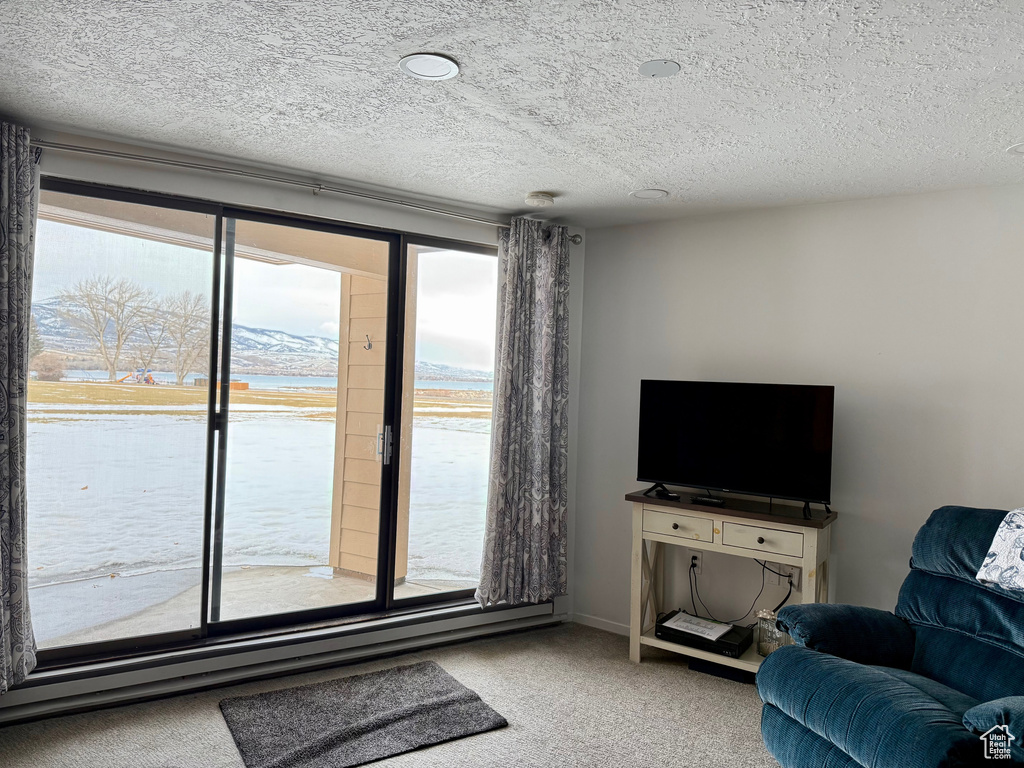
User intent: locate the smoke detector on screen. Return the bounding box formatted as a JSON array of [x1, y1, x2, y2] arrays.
[[525, 192, 556, 207], [399, 53, 460, 81], [638, 60, 680, 78]]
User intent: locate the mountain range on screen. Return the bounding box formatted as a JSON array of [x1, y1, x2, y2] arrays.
[[32, 298, 492, 381]]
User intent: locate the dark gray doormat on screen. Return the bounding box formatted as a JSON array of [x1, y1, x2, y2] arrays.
[[219, 661, 507, 768]]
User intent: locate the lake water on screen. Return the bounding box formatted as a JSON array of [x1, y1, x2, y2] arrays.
[[26, 379, 491, 641], [64, 369, 493, 392]]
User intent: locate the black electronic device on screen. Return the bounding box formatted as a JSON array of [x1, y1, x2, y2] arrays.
[[637, 380, 835, 505], [690, 495, 726, 507], [655, 610, 754, 659]]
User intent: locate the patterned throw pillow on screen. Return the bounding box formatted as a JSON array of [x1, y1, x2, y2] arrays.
[[976, 509, 1024, 592]]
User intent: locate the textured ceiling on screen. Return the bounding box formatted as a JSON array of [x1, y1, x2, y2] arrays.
[[3, 1, 1024, 227]]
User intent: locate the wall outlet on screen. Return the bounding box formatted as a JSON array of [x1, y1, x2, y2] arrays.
[[764, 562, 801, 586], [686, 549, 703, 576], [777, 564, 800, 587]]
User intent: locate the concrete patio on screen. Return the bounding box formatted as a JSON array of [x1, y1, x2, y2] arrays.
[[34, 566, 474, 649]]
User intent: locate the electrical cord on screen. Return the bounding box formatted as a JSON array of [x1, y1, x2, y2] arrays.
[[689, 561, 723, 619], [755, 559, 797, 611], [689, 560, 765, 625], [689, 559, 699, 619], [686, 557, 795, 627], [771, 577, 794, 614], [756, 559, 788, 577]]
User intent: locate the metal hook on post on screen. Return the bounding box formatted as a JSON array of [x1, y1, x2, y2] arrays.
[[363, 335, 372, 350]]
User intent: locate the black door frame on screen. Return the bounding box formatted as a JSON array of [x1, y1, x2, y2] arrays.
[[205, 206, 403, 638], [37, 177, 222, 665], [32, 177, 494, 667]]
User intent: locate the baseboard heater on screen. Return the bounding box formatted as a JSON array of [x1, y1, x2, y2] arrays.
[[0, 602, 558, 725]]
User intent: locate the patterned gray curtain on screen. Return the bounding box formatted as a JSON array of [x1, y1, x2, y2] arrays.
[[477, 217, 569, 607], [0, 121, 39, 693]]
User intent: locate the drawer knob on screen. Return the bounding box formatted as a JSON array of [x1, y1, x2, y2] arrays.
[[757, 536, 765, 544], [672, 523, 680, 530]]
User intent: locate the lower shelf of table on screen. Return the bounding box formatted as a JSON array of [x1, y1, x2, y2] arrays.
[[640, 628, 765, 673]]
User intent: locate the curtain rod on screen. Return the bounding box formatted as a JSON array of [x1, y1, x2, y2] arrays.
[[30, 139, 582, 243], [29, 138, 504, 226]]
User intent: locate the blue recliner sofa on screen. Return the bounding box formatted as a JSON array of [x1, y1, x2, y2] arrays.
[[757, 506, 1024, 768]]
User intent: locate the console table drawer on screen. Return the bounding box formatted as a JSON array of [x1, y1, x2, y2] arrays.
[[722, 522, 803, 558], [643, 510, 714, 542]]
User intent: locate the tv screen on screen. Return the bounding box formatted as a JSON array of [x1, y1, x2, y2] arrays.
[[637, 380, 834, 504]]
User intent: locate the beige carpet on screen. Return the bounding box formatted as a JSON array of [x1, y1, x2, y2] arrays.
[[0, 623, 778, 768]]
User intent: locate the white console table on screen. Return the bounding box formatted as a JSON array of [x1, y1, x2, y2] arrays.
[[627, 491, 837, 673]]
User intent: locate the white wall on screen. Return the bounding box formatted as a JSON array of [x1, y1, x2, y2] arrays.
[[574, 185, 1024, 632]]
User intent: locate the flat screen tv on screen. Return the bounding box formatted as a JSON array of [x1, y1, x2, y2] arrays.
[[637, 380, 835, 504]]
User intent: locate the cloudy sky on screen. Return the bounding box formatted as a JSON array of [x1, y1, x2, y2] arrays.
[[413, 249, 498, 371], [34, 220, 498, 372]]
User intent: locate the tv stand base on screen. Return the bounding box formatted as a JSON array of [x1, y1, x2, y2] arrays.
[[642, 483, 680, 502], [627, 493, 836, 671]]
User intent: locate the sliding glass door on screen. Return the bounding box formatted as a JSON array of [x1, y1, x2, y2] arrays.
[[211, 214, 393, 626], [26, 180, 497, 662], [28, 188, 217, 650]]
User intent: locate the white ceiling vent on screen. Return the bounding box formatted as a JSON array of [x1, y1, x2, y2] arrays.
[[630, 188, 669, 200], [399, 53, 460, 81]]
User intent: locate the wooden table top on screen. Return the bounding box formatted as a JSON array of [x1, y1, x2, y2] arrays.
[[625, 490, 838, 529]]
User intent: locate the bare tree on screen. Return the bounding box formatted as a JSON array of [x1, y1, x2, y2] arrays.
[[166, 291, 210, 385], [131, 300, 171, 375], [58, 277, 151, 381]]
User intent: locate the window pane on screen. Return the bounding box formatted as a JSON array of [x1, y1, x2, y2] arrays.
[[396, 245, 498, 595], [28, 191, 214, 648]]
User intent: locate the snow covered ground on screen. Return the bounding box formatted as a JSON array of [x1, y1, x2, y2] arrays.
[[26, 390, 490, 645]]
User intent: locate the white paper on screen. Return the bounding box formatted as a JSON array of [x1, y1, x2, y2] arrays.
[[662, 612, 732, 641]]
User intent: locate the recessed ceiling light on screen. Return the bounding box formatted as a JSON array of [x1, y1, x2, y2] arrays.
[[525, 191, 556, 207], [638, 60, 680, 78], [630, 188, 669, 200], [1007, 142, 1024, 155], [399, 52, 460, 81]]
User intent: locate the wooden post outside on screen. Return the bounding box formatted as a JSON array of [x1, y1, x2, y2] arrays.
[[331, 275, 388, 579], [328, 275, 352, 570]]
